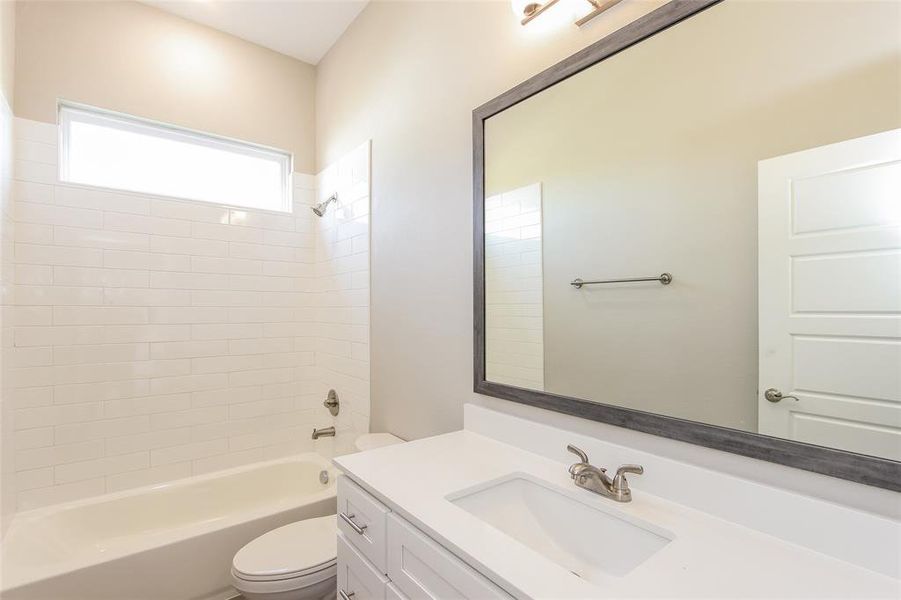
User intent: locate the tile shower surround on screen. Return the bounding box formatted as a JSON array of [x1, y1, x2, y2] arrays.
[[1, 95, 16, 532], [5, 118, 370, 510], [484, 184, 544, 391]]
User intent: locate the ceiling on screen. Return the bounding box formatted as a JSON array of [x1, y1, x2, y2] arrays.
[[142, 0, 369, 65]]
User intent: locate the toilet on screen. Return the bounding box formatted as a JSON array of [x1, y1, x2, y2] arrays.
[[231, 433, 403, 599], [231, 516, 337, 600]]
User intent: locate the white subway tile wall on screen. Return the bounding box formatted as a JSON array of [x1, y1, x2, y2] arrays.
[[7, 118, 370, 510], [485, 183, 544, 390], [314, 141, 371, 451], [1, 95, 17, 532]]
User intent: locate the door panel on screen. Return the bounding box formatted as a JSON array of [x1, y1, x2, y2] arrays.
[[791, 160, 901, 234], [793, 337, 900, 401], [758, 129, 901, 460], [792, 412, 900, 458], [792, 251, 900, 312]]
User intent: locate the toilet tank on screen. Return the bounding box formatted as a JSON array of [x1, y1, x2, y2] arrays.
[[354, 433, 404, 452]]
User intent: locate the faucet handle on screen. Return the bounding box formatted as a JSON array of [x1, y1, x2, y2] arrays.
[[612, 464, 643, 491], [566, 444, 589, 464], [615, 464, 643, 477]]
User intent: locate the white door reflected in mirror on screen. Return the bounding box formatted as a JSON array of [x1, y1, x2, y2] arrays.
[[758, 129, 901, 460]]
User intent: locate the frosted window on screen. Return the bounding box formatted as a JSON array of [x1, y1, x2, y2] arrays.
[[59, 104, 292, 212]]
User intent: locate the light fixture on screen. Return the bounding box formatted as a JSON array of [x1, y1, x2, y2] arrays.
[[513, 0, 624, 27], [512, 0, 561, 25]]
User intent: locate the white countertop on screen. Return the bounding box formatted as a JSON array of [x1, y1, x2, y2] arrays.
[[335, 430, 900, 599]]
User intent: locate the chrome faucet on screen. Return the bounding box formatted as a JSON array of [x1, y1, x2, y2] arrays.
[[566, 444, 643, 503], [312, 426, 336, 440]]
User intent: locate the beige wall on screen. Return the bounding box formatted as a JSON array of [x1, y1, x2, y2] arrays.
[[14, 1, 316, 171], [316, 0, 667, 439], [1, 0, 14, 105], [485, 0, 901, 432]]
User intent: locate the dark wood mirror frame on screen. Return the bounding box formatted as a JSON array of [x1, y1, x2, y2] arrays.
[[472, 0, 900, 491]]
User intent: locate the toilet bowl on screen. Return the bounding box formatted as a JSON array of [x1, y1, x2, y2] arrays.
[[232, 433, 403, 599], [231, 516, 337, 600]]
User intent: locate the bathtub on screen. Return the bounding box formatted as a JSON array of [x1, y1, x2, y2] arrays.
[[0, 453, 337, 600]]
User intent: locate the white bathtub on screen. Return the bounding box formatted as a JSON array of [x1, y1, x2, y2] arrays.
[[0, 453, 337, 600]]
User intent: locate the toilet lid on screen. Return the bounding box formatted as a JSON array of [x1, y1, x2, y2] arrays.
[[354, 433, 404, 452], [233, 515, 337, 581]]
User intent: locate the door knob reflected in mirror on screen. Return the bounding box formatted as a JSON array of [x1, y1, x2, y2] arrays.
[[764, 388, 799, 403]]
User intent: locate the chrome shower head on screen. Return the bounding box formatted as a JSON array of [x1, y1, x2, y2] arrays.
[[312, 194, 337, 217]]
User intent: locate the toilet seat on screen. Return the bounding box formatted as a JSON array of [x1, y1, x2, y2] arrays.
[[232, 564, 336, 597], [232, 515, 337, 585]]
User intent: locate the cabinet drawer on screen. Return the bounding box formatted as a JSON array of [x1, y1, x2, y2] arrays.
[[338, 475, 391, 574], [386, 583, 409, 600], [386, 514, 513, 600], [338, 532, 389, 600]]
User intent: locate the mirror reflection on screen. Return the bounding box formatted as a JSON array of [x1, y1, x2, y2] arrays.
[[483, 0, 900, 460]]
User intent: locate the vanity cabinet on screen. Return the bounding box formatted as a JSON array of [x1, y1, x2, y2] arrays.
[[337, 534, 390, 599], [386, 513, 513, 599], [337, 476, 514, 600]]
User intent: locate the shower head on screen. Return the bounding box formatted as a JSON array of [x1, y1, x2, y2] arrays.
[[312, 194, 337, 217]]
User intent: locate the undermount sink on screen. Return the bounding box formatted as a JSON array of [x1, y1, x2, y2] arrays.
[[448, 473, 672, 581]]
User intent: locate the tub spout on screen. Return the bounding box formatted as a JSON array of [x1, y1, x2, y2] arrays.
[[312, 426, 336, 440]]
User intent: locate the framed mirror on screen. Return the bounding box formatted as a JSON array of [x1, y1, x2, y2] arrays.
[[473, 0, 900, 489]]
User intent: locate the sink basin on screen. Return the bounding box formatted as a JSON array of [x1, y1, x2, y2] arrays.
[[448, 473, 672, 580]]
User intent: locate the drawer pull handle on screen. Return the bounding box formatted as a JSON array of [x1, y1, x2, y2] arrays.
[[340, 512, 367, 535], [339, 590, 355, 600]]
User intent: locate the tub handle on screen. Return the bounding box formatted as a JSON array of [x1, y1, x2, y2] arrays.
[[339, 590, 355, 600], [340, 512, 367, 535]]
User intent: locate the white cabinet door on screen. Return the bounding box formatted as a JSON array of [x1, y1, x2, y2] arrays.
[[758, 128, 901, 459], [338, 532, 389, 600], [386, 514, 513, 600]]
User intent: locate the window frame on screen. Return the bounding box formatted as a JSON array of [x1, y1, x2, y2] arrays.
[[58, 101, 294, 213]]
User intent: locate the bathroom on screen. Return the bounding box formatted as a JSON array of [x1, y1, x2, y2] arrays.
[[0, 0, 898, 598]]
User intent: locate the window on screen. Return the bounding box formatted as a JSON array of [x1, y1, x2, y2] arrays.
[[59, 103, 292, 212]]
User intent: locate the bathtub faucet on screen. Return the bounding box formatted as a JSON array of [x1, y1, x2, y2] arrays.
[[312, 426, 336, 440]]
